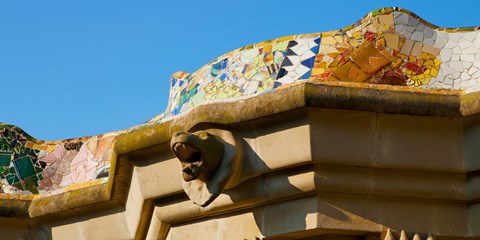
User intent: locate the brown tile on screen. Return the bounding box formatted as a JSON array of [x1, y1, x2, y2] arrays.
[[400, 39, 414, 55], [411, 42, 424, 56], [383, 33, 400, 50], [422, 44, 441, 56]]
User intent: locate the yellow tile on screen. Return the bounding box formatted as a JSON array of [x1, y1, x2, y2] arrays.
[[391, 59, 403, 68], [275, 36, 294, 42], [418, 58, 425, 66], [262, 45, 272, 54], [311, 68, 325, 75], [376, 38, 386, 48], [321, 36, 336, 45], [257, 40, 273, 47]]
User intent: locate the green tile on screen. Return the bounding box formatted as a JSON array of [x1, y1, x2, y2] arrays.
[[6, 173, 19, 185], [23, 175, 39, 191], [13, 156, 36, 179], [0, 139, 10, 152], [12, 182, 24, 191], [0, 152, 11, 166]]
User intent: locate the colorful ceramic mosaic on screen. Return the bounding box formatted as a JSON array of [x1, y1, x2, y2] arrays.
[[148, 7, 480, 122], [0, 125, 113, 194], [3, 7, 480, 195]]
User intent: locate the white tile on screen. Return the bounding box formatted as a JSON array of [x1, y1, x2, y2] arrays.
[[294, 64, 310, 77], [440, 49, 453, 61], [416, 23, 426, 32], [461, 72, 470, 81], [451, 54, 461, 61], [444, 41, 458, 49], [436, 68, 446, 80], [434, 35, 447, 49], [441, 64, 456, 75], [437, 31, 450, 41], [459, 40, 474, 50], [291, 44, 309, 56], [409, 16, 420, 26], [468, 66, 479, 75], [424, 39, 434, 45], [450, 61, 464, 71], [405, 25, 416, 33], [473, 61, 480, 68], [462, 54, 475, 63], [472, 70, 480, 79], [468, 79, 476, 87], [464, 63, 474, 71], [395, 25, 404, 34], [424, 27, 436, 40], [404, 31, 412, 39], [395, 13, 409, 25], [444, 76, 454, 85], [300, 50, 316, 61], [473, 37, 480, 49], [412, 31, 424, 42], [463, 46, 478, 54], [468, 85, 480, 93], [453, 46, 463, 55], [452, 71, 462, 79], [283, 58, 300, 72], [308, 42, 319, 49], [461, 31, 478, 41], [449, 33, 463, 41], [276, 75, 294, 84]]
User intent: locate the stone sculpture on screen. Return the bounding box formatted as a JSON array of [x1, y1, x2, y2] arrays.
[[170, 128, 244, 206]]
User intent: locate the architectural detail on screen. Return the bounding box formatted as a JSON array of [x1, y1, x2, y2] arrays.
[[170, 128, 244, 206], [3, 7, 480, 240], [383, 229, 434, 240]]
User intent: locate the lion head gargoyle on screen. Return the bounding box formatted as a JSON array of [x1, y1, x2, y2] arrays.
[[170, 128, 244, 207]]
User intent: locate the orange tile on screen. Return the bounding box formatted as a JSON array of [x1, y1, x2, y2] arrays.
[[334, 61, 370, 82], [352, 44, 390, 74]]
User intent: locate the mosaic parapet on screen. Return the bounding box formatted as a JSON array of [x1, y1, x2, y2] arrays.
[[3, 7, 480, 217], [0, 123, 114, 196], [146, 7, 480, 123]]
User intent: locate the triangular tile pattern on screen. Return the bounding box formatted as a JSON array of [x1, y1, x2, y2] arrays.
[[275, 37, 320, 87]]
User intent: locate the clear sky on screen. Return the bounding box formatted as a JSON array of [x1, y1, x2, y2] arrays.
[[1, 0, 479, 140]]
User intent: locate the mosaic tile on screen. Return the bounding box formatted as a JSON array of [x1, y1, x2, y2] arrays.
[[4, 7, 480, 196], [0, 125, 113, 194]]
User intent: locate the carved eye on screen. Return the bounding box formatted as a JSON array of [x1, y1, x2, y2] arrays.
[[197, 131, 208, 139]]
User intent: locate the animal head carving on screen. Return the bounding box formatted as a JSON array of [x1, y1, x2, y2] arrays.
[[170, 128, 243, 207]]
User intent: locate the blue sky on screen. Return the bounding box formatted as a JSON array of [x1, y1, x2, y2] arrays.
[[1, 0, 479, 140]]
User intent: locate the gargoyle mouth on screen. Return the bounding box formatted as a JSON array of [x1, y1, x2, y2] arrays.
[[172, 143, 203, 181]]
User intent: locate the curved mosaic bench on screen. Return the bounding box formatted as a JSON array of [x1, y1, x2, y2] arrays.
[[3, 7, 480, 217]]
